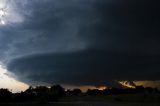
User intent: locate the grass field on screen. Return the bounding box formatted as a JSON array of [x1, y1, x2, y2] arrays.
[[0, 94, 160, 106]]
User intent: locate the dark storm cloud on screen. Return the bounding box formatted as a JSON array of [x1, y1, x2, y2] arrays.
[[2, 0, 160, 85], [7, 49, 160, 85]]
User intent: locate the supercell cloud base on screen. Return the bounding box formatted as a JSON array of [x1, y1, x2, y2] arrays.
[[0, 0, 160, 91]]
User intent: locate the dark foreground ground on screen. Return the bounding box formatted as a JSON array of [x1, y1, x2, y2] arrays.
[[0, 94, 160, 106]]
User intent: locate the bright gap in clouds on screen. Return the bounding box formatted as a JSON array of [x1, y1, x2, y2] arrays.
[[0, 0, 7, 25], [0, 0, 24, 25], [0, 64, 28, 93], [0, 20, 5, 25], [0, 8, 6, 25]]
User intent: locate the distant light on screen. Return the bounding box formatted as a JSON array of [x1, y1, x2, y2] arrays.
[[98, 86, 107, 90], [118, 81, 136, 89]]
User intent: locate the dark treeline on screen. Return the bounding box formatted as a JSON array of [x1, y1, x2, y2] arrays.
[[0, 85, 159, 103], [0, 85, 65, 103], [87, 86, 159, 96]]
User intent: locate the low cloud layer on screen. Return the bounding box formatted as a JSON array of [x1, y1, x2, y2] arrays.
[[7, 49, 160, 85], [0, 0, 160, 86]]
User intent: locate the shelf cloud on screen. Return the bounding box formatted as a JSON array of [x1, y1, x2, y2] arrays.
[[0, 0, 159, 86]]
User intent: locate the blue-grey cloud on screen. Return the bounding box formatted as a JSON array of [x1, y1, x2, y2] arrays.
[[0, 0, 159, 86]]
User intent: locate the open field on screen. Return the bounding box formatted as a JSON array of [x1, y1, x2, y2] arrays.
[[60, 94, 160, 106], [0, 102, 126, 106], [0, 94, 160, 106]]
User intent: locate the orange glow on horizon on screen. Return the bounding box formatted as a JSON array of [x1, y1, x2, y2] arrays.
[[0, 64, 29, 93], [118, 81, 136, 89]]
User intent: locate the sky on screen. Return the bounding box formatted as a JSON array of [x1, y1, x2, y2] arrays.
[[0, 0, 160, 92]]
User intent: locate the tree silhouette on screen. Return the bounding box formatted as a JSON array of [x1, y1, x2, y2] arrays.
[[0, 89, 12, 102], [50, 85, 65, 97], [72, 89, 82, 96], [0, 85, 159, 103]]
